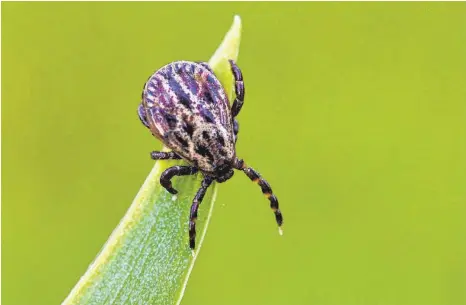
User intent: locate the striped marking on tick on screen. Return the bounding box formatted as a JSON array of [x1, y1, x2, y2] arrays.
[[173, 70, 198, 108]]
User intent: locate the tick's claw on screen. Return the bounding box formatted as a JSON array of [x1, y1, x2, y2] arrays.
[[275, 209, 283, 226], [167, 187, 178, 195]]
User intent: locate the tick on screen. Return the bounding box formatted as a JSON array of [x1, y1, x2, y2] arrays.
[[138, 60, 283, 249]]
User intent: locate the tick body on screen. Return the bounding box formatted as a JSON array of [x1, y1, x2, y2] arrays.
[[138, 60, 283, 249]]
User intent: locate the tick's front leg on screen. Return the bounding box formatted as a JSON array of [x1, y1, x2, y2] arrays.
[[234, 158, 283, 231], [189, 176, 213, 249], [229, 60, 245, 119], [160, 166, 198, 195]]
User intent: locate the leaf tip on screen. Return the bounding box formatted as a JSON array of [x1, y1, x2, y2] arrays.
[[209, 14, 242, 69], [233, 14, 242, 31]]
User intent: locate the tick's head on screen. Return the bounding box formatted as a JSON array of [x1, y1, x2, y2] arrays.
[[191, 124, 236, 180], [213, 160, 234, 183]]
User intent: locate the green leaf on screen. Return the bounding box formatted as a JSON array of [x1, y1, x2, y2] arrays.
[[62, 15, 242, 305]]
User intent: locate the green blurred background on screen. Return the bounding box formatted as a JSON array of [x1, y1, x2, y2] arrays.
[[2, 2, 466, 305]]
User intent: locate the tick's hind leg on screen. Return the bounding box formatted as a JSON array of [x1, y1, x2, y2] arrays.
[[229, 60, 245, 119], [160, 166, 198, 195], [189, 177, 213, 249], [234, 159, 283, 231], [150, 151, 182, 160]]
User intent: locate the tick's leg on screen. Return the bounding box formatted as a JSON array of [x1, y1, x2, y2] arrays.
[[160, 166, 198, 195], [196, 61, 214, 73], [234, 158, 283, 230], [233, 119, 239, 143], [189, 176, 214, 249], [150, 151, 182, 160], [229, 60, 245, 119], [138, 103, 150, 128]]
